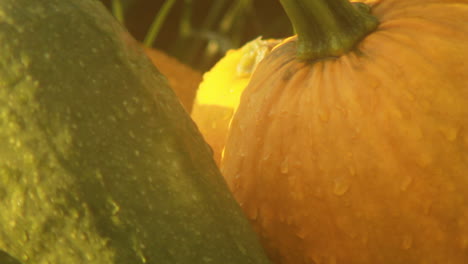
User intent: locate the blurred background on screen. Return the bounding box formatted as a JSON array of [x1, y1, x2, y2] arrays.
[[99, 0, 292, 72]]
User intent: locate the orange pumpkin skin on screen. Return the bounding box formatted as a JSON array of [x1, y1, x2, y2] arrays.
[[221, 0, 468, 263]]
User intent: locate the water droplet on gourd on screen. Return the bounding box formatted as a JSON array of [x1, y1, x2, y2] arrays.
[[203, 256, 213, 262], [333, 178, 350, 196], [70, 209, 80, 219], [400, 175, 413, 191], [236, 242, 247, 255], [280, 157, 289, 174], [123, 100, 137, 115], [402, 235, 413, 249], [22, 231, 29, 242]]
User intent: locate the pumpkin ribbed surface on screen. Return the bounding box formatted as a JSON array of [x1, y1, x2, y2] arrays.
[[221, 0, 468, 263]]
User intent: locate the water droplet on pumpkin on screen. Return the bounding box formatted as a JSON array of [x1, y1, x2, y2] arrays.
[[249, 207, 258, 220], [319, 109, 330, 122], [405, 91, 415, 101], [460, 236, 468, 249], [361, 233, 369, 245], [392, 107, 403, 119], [400, 175, 413, 191], [333, 178, 350, 196], [402, 235, 413, 249], [417, 153, 432, 167], [446, 182, 456, 192], [296, 228, 308, 239], [335, 104, 348, 117], [314, 187, 324, 198], [280, 157, 289, 174], [440, 126, 458, 141]]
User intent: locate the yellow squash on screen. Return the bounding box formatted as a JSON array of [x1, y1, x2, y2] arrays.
[[191, 38, 281, 164]]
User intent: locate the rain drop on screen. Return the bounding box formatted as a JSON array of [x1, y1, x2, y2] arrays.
[[280, 157, 289, 174], [402, 235, 413, 249], [440, 126, 458, 141], [460, 236, 468, 249], [203, 256, 213, 262], [296, 228, 308, 239], [417, 153, 432, 167], [333, 178, 350, 196], [22, 231, 29, 242], [319, 109, 330, 122], [85, 253, 95, 261], [400, 175, 413, 191]]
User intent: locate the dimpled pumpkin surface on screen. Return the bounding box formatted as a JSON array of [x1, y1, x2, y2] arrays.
[[221, 0, 468, 263]]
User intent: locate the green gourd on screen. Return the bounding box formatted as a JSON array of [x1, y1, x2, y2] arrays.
[[0, 0, 271, 263]]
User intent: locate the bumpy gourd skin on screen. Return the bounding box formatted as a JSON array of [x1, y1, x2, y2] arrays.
[[222, 0, 468, 263], [0, 0, 272, 263]]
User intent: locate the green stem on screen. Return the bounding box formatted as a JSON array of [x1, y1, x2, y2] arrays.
[[178, 0, 193, 39], [185, 0, 229, 65], [143, 0, 177, 47], [279, 0, 379, 60], [111, 0, 125, 24]]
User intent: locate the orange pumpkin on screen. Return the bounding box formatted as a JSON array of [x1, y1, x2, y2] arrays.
[[221, 0, 468, 263]]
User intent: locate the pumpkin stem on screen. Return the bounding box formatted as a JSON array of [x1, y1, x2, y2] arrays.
[[279, 0, 379, 60]]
